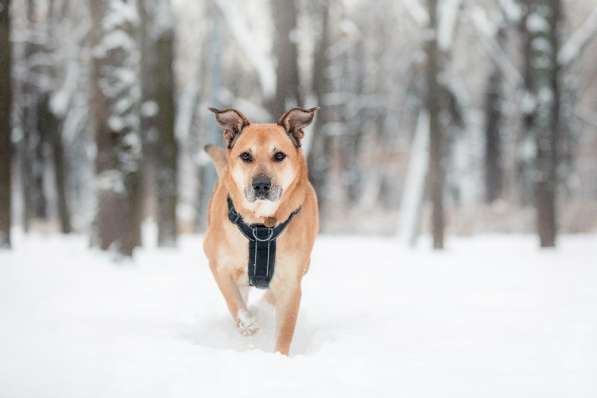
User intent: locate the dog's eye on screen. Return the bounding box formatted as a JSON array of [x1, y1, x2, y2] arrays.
[[273, 152, 286, 162], [239, 152, 253, 162]]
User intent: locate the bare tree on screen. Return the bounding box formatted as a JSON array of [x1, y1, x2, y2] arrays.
[[19, 0, 47, 232], [426, 0, 445, 249], [0, 0, 12, 248], [308, 0, 333, 210], [270, 0, 302, 117], [522, 0, 562, 247], [139, 0, 178, 246], [484, 25, 506, 203], [45, 0, 72, 233], [90, 0, 143, 257]]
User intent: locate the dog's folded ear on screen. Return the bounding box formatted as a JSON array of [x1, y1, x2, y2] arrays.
[[277, 107, 319, 148], [208, 107, 251, 149]]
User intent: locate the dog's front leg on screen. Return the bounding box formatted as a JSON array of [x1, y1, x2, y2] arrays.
[[273, 284, 302, 355], [210, 265, 258, 335]]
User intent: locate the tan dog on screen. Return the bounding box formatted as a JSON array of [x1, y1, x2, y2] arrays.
[[203, 107, 319, 355]]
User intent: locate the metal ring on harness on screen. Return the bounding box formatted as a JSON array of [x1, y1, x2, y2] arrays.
[[252, 227, 274, 242]]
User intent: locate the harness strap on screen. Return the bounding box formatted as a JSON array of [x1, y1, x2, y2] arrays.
[[227, 196, 300, 289]]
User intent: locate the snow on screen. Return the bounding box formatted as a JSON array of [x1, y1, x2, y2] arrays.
[[527, 14, 549, 33], [141, 101, 159, 117], [1, 233, 597, 397], [103, 0, 139, 32]]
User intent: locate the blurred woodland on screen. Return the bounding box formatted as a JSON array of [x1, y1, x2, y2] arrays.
[[1, 0, 597, 256]]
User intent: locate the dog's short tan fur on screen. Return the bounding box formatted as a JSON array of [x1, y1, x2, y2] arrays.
[[203, 107, 319, 355]]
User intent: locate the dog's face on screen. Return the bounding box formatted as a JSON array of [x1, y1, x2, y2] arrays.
[[210, 107, 318, 216]]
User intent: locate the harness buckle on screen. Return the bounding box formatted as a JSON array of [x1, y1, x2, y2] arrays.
[[251, 226, 274, 242]]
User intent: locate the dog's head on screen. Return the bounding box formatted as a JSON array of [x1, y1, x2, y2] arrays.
[[209, 107, 318, 216]]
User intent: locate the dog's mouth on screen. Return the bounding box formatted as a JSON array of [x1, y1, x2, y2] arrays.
[[244, 185, 282, 203]]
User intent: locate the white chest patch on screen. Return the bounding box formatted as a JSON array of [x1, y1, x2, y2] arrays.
[[252, 200, 279, 218]]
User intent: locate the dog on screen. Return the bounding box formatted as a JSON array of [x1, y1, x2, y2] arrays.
[[203, 106, 319, 355]]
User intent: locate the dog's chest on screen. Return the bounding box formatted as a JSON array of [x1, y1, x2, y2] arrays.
[[215, 222, 300, 284]]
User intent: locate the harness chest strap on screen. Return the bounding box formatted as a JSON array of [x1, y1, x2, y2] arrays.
[[227, 196, 301, 289]]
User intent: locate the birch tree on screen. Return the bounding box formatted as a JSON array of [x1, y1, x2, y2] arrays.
[[90, 0, 142, 257]]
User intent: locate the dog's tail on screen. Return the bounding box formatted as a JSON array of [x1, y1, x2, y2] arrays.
[[204, 144, 227, 177]]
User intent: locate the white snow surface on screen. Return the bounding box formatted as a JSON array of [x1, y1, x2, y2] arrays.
[[1, 234, 597, 397]]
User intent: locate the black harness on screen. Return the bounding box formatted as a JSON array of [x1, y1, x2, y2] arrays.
[[227, 196, 300, 289]]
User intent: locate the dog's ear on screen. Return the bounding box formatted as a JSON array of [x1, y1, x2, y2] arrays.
[[277, 107, 319, 148], [208, 107, 251, 149]]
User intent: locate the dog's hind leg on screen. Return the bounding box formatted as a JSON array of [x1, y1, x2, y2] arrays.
[[211, 265, 258, 336]]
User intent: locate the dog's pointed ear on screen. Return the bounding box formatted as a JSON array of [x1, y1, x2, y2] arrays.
[[208, 107, 251, 149], [277, 107, 319, 148]]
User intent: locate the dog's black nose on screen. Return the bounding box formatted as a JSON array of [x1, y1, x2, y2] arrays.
[[252, 175, 271, 198]]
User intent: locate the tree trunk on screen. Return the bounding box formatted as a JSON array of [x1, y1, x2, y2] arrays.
[[23, 0, 49, 224], [50, 128, 72, 234], [484, 26, 506, 203], [307, 0, 332, 211], [139, 0, 178, 246], [45, 0, 72, 234], [21, 0, 39, 229], [524, 0, 561, 247], [90, 0, 142, 257], [42, 93, 72, 234], [517, 5, 535, 206], [154, 28, 178, 246], [197, 1, 222, 231], [0, 0, 12, 248], [270, 0, 302, 117], [426, 0, 445, 250]]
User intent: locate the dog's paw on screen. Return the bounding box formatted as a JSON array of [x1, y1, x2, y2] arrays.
[[237, 309, 259, 336]]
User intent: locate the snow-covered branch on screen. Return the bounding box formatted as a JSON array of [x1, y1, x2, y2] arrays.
[[399, 0, 429, 27], [467, 5, 522, 86], [559, 6, 597, 67], [214, 0, 275, 99], [438, 0, 462, 50], [497, 0, 522, 23]]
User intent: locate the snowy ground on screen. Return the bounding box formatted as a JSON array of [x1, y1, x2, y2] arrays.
[[1, 233, 596, 398]]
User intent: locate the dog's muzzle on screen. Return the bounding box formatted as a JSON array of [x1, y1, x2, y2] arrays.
[[245, 174, 282, 202], [252, 174, 271, 199]]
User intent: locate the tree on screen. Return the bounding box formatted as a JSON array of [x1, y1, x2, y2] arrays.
[[196, 1, 223, 231], [307, 0, 333, 211], [484, 25, 506, 203], [23, 0, 56, 227], [90, 0, 143, 257], [45, 0, 72, 234], [0, 0, 12, 248], [270, 0, 302, 117], [139, 0, 178, 246], [522, 0, 562, 247], [426, 0, 445, 249]]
